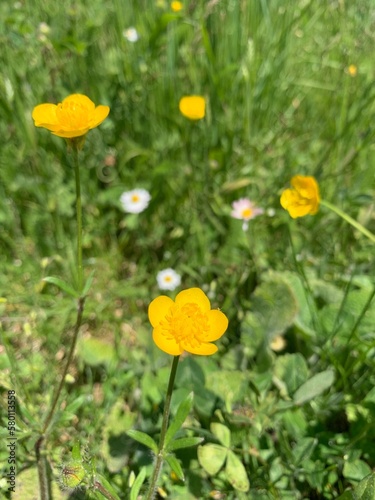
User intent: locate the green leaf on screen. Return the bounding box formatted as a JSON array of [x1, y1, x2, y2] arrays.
[[82, 270, 95, 296], [225, 449, 250, 492], [197, 443, 227, 475], [293, 370, 335, 405], [43, 276, 79, 297], [274, 353, 309, 396], [130, 468, 147, 500], [165, 392, 194, 447], [167, 437, 204, 452], [96, 473, 122, 500], [248, 277, 298, 341], [205, 370, 247, 410], [211, 422, 231, 448], [77, 337, 115, 367], [64, 395, 89, 416], [71, 441, 82, 461], [343, 459, 372, 482], [353, 472, 375, 499], [291, 437, 317, 466], [166, 454, 184, 481], [337, 493, 353, 500], [126, 430, 158, 454], [16, 401, 39, 427]]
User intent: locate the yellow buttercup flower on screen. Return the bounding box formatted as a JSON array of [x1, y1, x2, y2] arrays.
[[148, 287, 228, 356], [347, 64, 357, 77], [32, 94, 110, 138], [171, 1, 183, 12], [179, 96, 206, 120], [280, 175, 320, 218]]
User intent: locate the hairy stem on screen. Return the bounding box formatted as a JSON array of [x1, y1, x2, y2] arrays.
[[41, 295, 86, 435], [73, 144, 84, 292], [145, 355, 180, 500], [35, 437, 50, 500], [36, 141, 86, 499], [94, 480, 118, 500]]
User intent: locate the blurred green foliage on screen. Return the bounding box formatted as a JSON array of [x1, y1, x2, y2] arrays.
[[1, 0, 375, 498]]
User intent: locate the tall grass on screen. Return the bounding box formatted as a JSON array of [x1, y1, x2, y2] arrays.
[[1, 0, 375, 498]]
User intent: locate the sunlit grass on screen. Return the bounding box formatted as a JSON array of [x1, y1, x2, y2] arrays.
[[1, 0, 375, 498]]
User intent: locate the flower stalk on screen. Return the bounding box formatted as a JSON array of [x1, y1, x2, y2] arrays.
[[145, 355, 180, 500], [72, 143, 84, 292], [36, 141, 87, 499], [32, 94, 109, 500]]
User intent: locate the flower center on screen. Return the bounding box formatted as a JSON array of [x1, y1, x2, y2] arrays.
[[241, 207, 253, 219], [131, 194, 140, 203], [164, 276, 172, 282], [160, 303, 209, 349], [57, 100, 90, 129]]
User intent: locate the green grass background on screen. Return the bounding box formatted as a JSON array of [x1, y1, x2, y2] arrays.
[[1, 1, 375, 499]]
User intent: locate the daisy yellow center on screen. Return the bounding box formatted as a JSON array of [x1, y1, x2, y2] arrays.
[[161, 303, 209, 349], [164, 276, 172, 282], [131, 194, 140, 202], [56, 100, 90, 129], [241, 207, 253, 218]]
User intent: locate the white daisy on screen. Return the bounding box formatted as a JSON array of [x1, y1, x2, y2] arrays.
[[120, 189, 151, 214], [157, 268, 181, 291], [122, 27, 139, 43]]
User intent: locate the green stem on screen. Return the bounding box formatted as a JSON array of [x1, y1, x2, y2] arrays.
[[35, 437, 50, 500], [145, 355, 180, 500], [72, 144, 84, 292], [41, 295, 86, 435], [94, 480, 118, 500], [36, 141, 86, 499], [321, 199, 375, 244]]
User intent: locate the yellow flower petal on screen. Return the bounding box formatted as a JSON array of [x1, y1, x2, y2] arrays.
[[32, 93, 109, 139], [91, 105, 110, 128], [153, 327, 183, 356], [206, 310, 229, 341], [148, 296, 174, 327], [51, 127, 90, 138], [179, 96, 206, 120], [148, 287, 228, 356], [64, 93, 95, 110], [280, 175, 320, 218], [32, 103, 59, 127], [175, 287, 210, 312], [183, 342, 218, 356], [171, 1, 183, 12]]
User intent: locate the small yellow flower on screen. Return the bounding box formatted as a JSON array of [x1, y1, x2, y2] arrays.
[[32, 94, 110, 138], [148, 287, 228, 356], [171, 1, 183, 11], [179, 96, 206, 120], [347, 64, 357, 77], [280, 175, 320, 219]]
